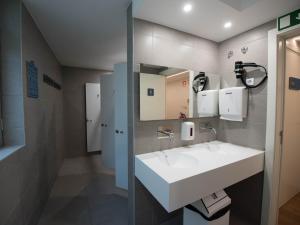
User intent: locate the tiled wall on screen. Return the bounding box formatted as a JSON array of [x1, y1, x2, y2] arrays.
[[217, 21, 276, 225], [134, 19, 219, 73], [0, 0, 25, 146], [217, 21, 276, 150], [134, 19, 220, 225], [134, 19, 220, 153], [62, 66, 109, 158], [133, 19, 276, 225], [0, 3, 65, 225]]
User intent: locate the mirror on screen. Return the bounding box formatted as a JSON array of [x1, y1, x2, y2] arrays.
[[139, 64, 220, 121]]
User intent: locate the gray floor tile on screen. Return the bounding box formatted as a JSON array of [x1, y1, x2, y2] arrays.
[[90, 194, 128, 225], [37, 156, 128, 225]]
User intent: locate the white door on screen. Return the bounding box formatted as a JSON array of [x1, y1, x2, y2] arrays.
[[85, 83, 101, 152], [100, 75, 115, 169], [114, 63, 128, 190]]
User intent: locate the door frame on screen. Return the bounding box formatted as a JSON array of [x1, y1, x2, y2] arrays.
[[262, 24, 300, 225]]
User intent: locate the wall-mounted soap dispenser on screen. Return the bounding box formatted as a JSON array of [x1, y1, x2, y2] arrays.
[[181, 122, 195, 141], [197, 90, 219, 117], [219, 87, 248, 122]]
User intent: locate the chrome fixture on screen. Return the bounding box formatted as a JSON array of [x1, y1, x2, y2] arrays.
[[227, 50, 233, 59], [157, 126, 174, 139], [199, 123, 217, 137], [241, 47, 248, 54]]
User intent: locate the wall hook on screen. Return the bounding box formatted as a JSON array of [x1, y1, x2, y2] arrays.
[[241, 47, 248, 54]]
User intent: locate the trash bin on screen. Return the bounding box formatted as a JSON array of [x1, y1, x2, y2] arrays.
[[183, 190, 231, 225]]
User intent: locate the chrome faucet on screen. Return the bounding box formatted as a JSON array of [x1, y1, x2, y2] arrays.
[[157, 126, 174, 139], [199, 123, 217, 137], [157, 127, 174, 158]]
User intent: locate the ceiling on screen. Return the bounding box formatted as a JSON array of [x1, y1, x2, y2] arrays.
[[133, 0, 300, 42], [23, 0, 130, 71]]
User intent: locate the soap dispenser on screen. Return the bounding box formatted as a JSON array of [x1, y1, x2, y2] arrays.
[[181, 122, 195, 141]]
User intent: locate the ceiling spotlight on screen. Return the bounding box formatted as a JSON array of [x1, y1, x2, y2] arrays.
[[224, 22, 232, 29], [183, 4, 192, 13]]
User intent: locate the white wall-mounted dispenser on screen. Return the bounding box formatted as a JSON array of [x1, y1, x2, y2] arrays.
[[197, 90, 219, 117], [181, 122, 195, 141], [219, 87, 248, 122]]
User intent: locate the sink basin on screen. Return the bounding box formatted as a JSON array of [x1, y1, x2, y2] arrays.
[[157, 152, 199, 169], [135, 141, 264, 212]]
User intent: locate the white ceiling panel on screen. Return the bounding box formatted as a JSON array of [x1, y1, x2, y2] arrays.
[[133, 0, 300, 42], [24, 0, 131, 70]]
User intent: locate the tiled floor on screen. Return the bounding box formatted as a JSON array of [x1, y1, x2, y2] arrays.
[[37, 155, 128, 225], [278, 192, 300, 225]]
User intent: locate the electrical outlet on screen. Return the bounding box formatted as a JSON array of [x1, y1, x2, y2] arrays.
[[246, 78, 255, 86]]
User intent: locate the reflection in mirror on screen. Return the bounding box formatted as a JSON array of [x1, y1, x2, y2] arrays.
[[139, 64, 220, 121], [139, 64, 192, 120]]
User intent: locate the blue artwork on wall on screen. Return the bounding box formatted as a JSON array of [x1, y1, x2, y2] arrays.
[[26, 61, 38, 98]]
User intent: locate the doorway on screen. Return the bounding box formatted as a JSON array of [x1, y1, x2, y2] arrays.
[[277, 35, 300, 225], [37, 65, 129, 225]]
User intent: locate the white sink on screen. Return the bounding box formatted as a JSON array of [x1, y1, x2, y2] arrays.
[[157, 152, 199, 169], [135, 141, 264, 212]]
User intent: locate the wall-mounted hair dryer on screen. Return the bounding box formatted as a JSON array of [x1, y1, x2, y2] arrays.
[[192, 72, 208, 93], [234, 61, 268, 88]]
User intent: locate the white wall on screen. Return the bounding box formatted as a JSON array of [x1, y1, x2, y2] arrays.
[[134, 19, 219, 73], [279, 43, 300, 207], [217, 21, 276, 150], [165, 72, 189, 119]]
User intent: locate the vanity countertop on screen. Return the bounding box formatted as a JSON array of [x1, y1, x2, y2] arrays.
[[135, 141, 264, 212]]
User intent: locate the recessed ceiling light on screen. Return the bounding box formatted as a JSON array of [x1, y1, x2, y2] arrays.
[[183, 4, 192, 13], [224, 22, 232, 29]]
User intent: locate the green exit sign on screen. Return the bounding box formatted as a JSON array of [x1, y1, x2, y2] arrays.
[[278, 9, 300, 31]]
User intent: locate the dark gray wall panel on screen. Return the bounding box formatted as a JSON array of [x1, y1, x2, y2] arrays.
[[62, 66, 110, 158], [0, 3, 65, 225]]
